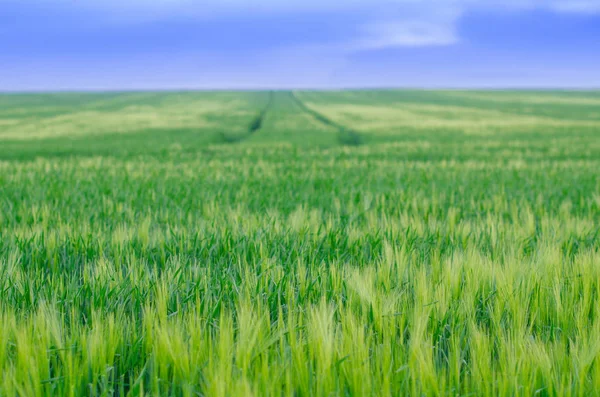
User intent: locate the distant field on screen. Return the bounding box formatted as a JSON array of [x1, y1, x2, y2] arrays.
[[1, 91, 599, 396]]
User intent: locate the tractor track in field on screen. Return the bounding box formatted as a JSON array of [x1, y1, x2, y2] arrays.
[[289, 91, 363, 146], [221, 91, 275, 144]]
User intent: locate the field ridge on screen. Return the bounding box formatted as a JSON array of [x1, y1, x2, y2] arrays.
[[221, 91, 275, 143], [290, 91, 363, 146]]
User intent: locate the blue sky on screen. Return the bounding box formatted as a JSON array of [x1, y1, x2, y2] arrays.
[[1, 0, 599, 90]]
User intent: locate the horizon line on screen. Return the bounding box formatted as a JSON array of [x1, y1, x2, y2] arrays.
[[1, 86, 600, 94]]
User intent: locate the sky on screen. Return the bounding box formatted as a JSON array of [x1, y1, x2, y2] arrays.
[[1, 0, 599, 90]]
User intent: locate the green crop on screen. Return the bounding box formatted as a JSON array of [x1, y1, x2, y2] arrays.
[[0, 90, 599, 396]]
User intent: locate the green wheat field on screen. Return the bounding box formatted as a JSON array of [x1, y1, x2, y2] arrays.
[[1, 90, 600, 396]]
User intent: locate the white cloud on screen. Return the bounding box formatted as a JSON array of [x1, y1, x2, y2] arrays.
[[354, 20, 458, 48], [350, 6, 461, 50]]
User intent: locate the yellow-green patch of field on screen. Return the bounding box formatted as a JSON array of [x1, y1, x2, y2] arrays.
[[301, 101, 600, 136], [0, 119, 20, 127], [443, 90, 600, 106], [0, 97, 254, 140]]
